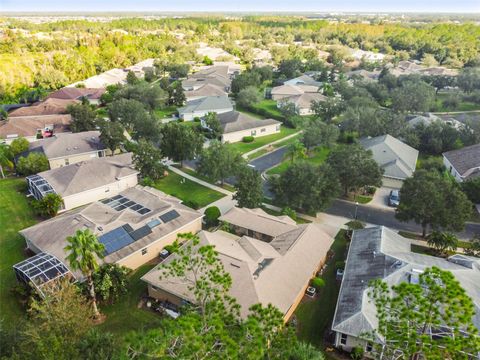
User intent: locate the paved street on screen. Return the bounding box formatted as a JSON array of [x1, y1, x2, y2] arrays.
[[248, 146, 288, 173], [324, 199, 480, 240]]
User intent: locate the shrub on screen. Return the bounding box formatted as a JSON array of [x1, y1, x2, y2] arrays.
[[10, 137, 29, 156], [177, 118, 184, 122], [140, 176, 155, 187], [351, 346, 364, 360], [183, 200, 199, 209], [16, 152, 49, 175], [204, 206, 221, 227], [311, 277, 325, 290], [346, 220, 365, 230], [32, 193, 63, 218], [335, 260, 346, 270], [281, 207, 297, 221], [243, 136, 254, 143], [92, 264, 130, 304], [193, 117, 201, 122]]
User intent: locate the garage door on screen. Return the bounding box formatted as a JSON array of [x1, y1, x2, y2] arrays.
[[382, 177, 403, 189]]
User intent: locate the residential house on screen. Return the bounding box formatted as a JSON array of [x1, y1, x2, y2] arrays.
[[443, 143, 480, 182], [270, 84, 320, 101], [388, 61, 458, 77], [346, 69, 381, 82], [47, 87, 106, 105], [332, 226, 480, 356], [360, 134, 419, 189], [142, 207, 333, 320], [196, 44, 239, 62], [407, 112, 464, 130], [178, 96, 233, 121], [19, 186, 203, 275], [0, 114, 72, 144], [26, 153, 138, 211], [26, 130, 107, 169], [350, 49, 386, 62], [182, 65, 234, 92], [8, 98, 79, 117], [283, 73, 323, 87], [216, 111, 281, 143], [67, 68, 128, 88], [278, 92, 327, 116], [184, 83, 228, 101]]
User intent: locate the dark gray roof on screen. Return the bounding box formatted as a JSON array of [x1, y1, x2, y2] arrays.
[[443, 143, 480, 178], [332, 226, 480, 338], [217, 111, 280, 134]]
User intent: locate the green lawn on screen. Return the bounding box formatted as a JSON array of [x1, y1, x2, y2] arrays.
[[154, 105, 177, 119], [225, 127, 298, 155], [0, 178, 39, 328], [267, 147, 330, 175], [152, 171, 225, 209], [179, 167, 236, 192], [251, 99, 284, 119], [433, 92, 480, 112], [295, 229, 349, 347], [99, 264, 163, 335]]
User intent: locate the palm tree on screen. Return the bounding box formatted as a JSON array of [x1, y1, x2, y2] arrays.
[[64, 229, 105, 318], [285, 140, 307, 163]]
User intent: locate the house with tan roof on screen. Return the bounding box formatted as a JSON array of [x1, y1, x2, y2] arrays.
[[47, 87, 106, 105], [142, 207, 333, 320], [271, 84, 320, 101], [25, 130, 106, 169], [184, 83, 228, 101], [67, 68, 129, 89], [0, 114, 72, 144], [215, 111, 281, 143], [278, 92, 328, 116], [19, 186, 203, 274], [182, 65, 234, 92], [8, 98, 79, 117], [26, 153, 138, 211]]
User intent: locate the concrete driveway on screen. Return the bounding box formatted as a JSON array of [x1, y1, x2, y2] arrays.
[[369, 187, 396, 210]]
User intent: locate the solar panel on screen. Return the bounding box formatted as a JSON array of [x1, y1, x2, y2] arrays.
[[130, 204, 142, 211], [99, 227, 134, 255], [130, 225, 152, 241], [111, 195, 123, 200], [137, 207, 151, 215], [159, 210, 180, 223]]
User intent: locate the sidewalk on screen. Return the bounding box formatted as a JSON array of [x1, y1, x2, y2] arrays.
[[167, 165, 233, 196], [242, 131, 302, 159]]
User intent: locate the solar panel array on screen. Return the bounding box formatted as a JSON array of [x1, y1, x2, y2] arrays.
[[100, 194, 151, 215], [99, 226, 135, 255], [159, 210, 180, 223]]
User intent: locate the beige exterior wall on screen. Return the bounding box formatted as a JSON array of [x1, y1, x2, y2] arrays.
[[49, 150, 106, 169], [117, 218, 202, 270], [147, 284, 185, 307], [222, 123, 280, 143], [180, 106, 233, 121], [61, 174, 138, 211]]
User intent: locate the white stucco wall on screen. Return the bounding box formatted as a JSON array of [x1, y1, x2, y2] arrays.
[[222, 123, 281, 143], [179, 106, 233, 121], [61, 174, 138, 211], [49, 150, 106, 169], [443, 156, 463, 182]]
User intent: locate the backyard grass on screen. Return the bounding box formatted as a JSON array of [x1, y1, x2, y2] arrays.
[[433, 92, 480, 112], [266, 147, 330, 175], [225, 127, 298, 154], [154, 105, 177, 119], [251, 99, 284, 119], [295, 229, 349, 347], [99, 264, 163, 335], [152, 171, 225, 209], [0, 178, 39, 329]]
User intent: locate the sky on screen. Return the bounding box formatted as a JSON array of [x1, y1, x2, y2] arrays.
[[1, 0, 479, 13]]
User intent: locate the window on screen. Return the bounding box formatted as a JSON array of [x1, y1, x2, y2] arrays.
[[141, 248, 148, 255], [261, 128, 266, 133], [251, 130, 257, 136], [366, 342, 373, 352], [98, 151, 104, 158], [340, 333, 347, 345]]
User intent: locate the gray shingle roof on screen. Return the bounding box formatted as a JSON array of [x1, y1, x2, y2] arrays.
[[332, 226, 480, 337], [359, 134, 419, 180], [217, 111, 280, 134], [178, 96, 233, 115], [38, 153, 138, 196], [28, 130, 105, 159], [443, 143, 480, 179]]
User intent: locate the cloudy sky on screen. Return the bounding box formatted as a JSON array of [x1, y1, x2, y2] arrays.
[[1, 0, 479, 13]]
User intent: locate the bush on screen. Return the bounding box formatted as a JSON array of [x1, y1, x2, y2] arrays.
[[243, 136, 254, 143], [204, 206, 221, 227], [140, 176, 155, 187], [92, 264, 130, 304], [311, 277, 325, 290], [281, 207, 297, 221], [193, 117, 201, 122], [335, 260, 346, 270], [183, 200, 199, 209], [351, 346, 364, 360], [16, 152, 49, 175], [10, 137, 29, 156], [346, 220, 365, 230], [32, 193, 63, 218]]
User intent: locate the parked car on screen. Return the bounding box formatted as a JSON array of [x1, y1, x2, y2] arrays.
[[388, 190, 400, 207]]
